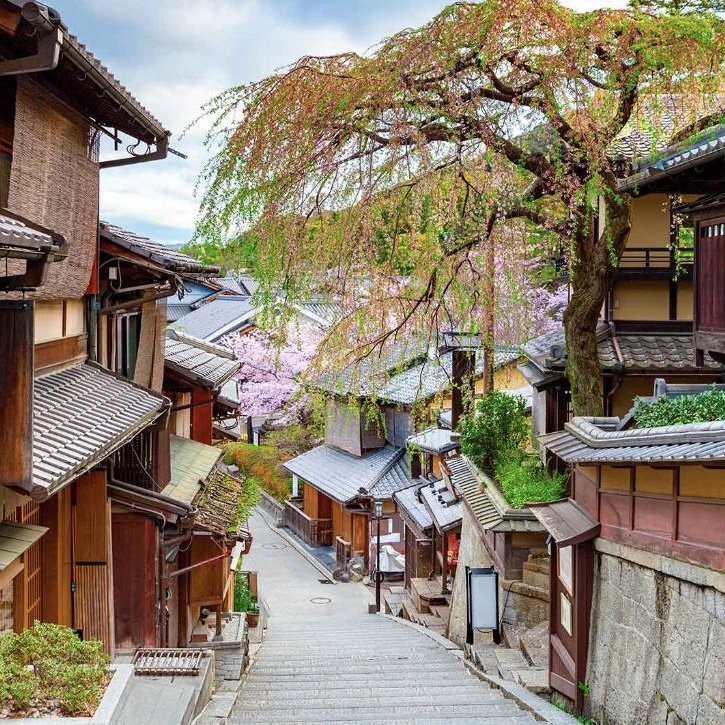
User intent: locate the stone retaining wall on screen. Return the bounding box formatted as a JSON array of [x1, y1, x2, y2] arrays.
[[586, 539, 725, 724]]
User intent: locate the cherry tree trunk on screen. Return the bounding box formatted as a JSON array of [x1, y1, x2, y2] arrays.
[[564, 192, 631, 416]]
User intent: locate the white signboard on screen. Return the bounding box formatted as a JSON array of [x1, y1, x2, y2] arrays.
[[558, 545, 573, 596], [469, 569, 498, 630]]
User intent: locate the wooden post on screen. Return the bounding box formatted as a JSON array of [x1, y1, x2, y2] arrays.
[[0, 301, 33, 490], [441, 532, 449, 594]]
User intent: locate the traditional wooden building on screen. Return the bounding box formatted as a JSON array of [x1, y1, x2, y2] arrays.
[[0, 0, 174, 649], [538, 390, 725, 721]]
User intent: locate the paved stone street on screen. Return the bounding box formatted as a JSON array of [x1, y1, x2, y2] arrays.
[[226, 508, 539, 724]]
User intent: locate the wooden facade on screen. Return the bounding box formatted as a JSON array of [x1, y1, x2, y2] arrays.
[[692, 195, 725, 362], [573, 463, 725, 571]]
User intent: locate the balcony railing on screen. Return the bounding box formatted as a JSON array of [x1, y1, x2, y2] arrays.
[[619, 246, 694, 269], [282, 499, 333, 547]]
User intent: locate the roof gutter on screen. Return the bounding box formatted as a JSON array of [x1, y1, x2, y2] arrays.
[[0, 3, 169, 163], [0, 3, 62, 76]]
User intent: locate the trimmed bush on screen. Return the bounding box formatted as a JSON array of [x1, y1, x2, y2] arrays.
[[633, 388, 725, 427], [0, 621, 110, 716]]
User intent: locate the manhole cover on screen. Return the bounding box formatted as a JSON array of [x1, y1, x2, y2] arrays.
[[310, 597, 332, 604], [263, 543, 288, 550]]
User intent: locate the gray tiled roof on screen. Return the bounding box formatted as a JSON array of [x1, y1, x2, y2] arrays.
[[218, 276, 246, 295], [355, 346, 520, 405], [373, 455, 416, 497], [33, 363, 168, 501], [419, 478, 463, 532], [100, 222, 218, 274], [217, 379, 241, 409], [621, 124, 725, 191], [407, 428, 460, 455], [169, 296, 257, 341], [283, 445, 405, 503], [393, 483, 433, 534], [239, 276, 259, 296], [318, 336, 429, 398], [541, 415, 725, 464], [0, 212, 65, 259], [524, 324, 722, 375], [453, 456, 544, 534], [167, 304, 193, 322], [164, 335, 240, 390]]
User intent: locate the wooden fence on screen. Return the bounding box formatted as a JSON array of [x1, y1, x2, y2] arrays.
[[282, 499, 333, 546]]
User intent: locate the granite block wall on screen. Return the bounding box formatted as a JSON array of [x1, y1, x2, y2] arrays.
[[586, 540, 725, 725]]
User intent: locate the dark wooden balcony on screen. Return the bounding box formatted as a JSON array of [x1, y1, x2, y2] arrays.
[[616, 246, 693, 280], [282, 498, 333, 547]]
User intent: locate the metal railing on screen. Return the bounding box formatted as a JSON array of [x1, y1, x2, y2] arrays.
[[282, 499, 333, 546], [619, 246, 694, 268]]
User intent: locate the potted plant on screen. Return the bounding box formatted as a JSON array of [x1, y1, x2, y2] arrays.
[[246, 602, 260, 628]]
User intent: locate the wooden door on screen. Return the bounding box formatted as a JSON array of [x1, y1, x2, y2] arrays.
[[71, 472, 112, 653], [549, 540, 594, 713]]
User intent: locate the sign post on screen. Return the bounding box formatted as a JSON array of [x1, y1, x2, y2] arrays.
[[466, 566, 500, 644]]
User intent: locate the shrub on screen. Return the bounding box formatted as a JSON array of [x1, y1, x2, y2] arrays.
[[0, 621, 109, 716], [233, 572, 253, 612], [263, 424, 321, 457], [459, 390, 529, 469], [494, 455, 566, 510], [633, 388, 725, 428], [225, 442, 292, 502]]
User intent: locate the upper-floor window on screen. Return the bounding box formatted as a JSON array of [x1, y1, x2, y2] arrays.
[[116, 311, 141, 379]]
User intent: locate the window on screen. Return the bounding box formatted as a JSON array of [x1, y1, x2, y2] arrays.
[[116, 312, 141, 378]]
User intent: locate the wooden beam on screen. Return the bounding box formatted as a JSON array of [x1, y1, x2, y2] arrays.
[[0, 558, 22, 592]]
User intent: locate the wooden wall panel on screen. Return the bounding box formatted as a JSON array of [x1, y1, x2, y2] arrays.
[[73, 471, 108, 563], [111, 514, 157, 650], [0, 301, 33, 490], [189, 537, 226, 606], [74, 564, 110, 652], [677, 502, 725, 548], [191, 389, 213, 445], [325, 399, 362, 457], [41, 487, 72, 626], [633, 496, 672, 538]]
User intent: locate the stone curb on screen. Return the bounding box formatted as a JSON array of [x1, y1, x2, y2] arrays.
[[461, 661, 579, 725], [378, 613, 463, 655], [254, 506, 337, 584]]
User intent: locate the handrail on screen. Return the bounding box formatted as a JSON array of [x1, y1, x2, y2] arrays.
[[619, 246, 694, 268]]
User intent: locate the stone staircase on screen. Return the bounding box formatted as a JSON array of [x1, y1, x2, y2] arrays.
[[229, 613, 539, 723]]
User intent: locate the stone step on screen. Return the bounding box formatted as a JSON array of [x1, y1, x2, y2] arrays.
[[238, 718, 537, 725], [247, 663, 469, 678], [243, 672, 476, 687], [232, 701, 532, 721], [238, 683, 491, 698], [237, 691, 507, 710], [253, 650, 453, 663]]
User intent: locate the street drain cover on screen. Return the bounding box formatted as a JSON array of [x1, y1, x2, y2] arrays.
[[318, 579, 333, 584], [263, 543, 288, 550], [310, 597, 332, 604]]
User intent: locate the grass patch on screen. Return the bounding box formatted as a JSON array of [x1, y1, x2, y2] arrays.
[[494, 455, 566, 509]]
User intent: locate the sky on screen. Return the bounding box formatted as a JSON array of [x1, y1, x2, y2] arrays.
[[48, 0, 628, 246]]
